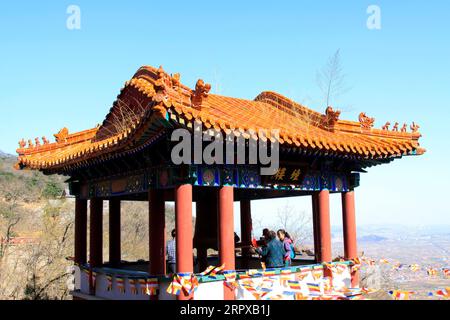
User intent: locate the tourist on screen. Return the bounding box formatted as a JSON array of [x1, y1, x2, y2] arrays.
[[262, 228, 270, 241], [254, 230, 285, 268], [277, 229, 295, 266], [166, 229, 176, 274], [258, 228, 271, 268]]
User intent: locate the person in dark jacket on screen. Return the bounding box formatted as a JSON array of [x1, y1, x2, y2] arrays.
[[254, 231, 285, 268]]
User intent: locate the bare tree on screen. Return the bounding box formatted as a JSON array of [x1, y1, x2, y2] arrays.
[[0, 198, 75, 300], [316, 49, 350, 108], [117, 201, 149, 262], [0, 180, 25, 259], [273, 202, 312, 249]]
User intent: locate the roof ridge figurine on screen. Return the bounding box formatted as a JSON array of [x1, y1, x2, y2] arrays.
[[191, 79, 211, 109]]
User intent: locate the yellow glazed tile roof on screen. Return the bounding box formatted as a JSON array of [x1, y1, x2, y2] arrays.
[[16, 65, 425, 171]]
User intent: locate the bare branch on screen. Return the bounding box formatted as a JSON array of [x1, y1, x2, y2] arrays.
[[316, 49, 351, 108]]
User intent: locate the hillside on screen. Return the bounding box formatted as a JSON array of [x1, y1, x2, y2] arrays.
[[0, 151, 66, 202], [0, 150, 175, 300]]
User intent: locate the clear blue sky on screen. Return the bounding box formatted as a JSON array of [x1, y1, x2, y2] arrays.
[[1, 1, 449, 227]]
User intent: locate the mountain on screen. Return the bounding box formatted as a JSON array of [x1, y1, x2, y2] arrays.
[[0, 150, 14, 159]]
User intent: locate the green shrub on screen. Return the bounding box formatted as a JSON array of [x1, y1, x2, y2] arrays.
[[42, 181, 64, 199]]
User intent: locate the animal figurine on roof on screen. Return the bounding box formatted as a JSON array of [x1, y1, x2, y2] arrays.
[[191, 79, 211, 109], [401, 123, 407, 132], [392, 122, 399, 131], [410, 122, 420, 133], [359, 112, 375, 129]]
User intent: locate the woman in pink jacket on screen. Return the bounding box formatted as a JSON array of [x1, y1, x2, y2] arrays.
[[277, 229, 294, 267]]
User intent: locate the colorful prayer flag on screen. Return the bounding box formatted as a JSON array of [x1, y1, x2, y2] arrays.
[[295, 271, 309, 281], [409, 264, 420, 272], [334, 263, 348, 275], [389, 290, 415, 300], [361, 257, 375, 266], [223, 271, 238, 290], [263, 269, 276, 277], [240, 280, 262, 300], [248, 269, 264, 277], [209, 264, 225, 276], [145, 278, 159, 295], [435, 287, 450, 299], [199, 265, 216, 276], [129, 278, 138, 295], [178, 273, 198, 295], [287, 280, 302, 291], [307, 282, 321, 295], [427, 268, 438, 276], [342, 287, 363, 297], [166, 275, 182, 295], [361, 287, 378, 294], [312, 269, 323, 280], [322, 277, 333, 294], [116, 277, 125, 293], [350, 258, 361, 273], [392, 263, 402, 271], [138, 278, 147, 295]]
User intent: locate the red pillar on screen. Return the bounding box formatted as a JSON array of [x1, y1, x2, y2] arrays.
[[175, 184, 193, 300], [109, 198, 121, 267], [240, 199, 252, 269], [89, 198, 103, 267], [342, 191, 359, 287], [149, 189, 166, 275], [74, 198, 87, 265], [317, 190, 332, 263], [311, 193, 321, 262], [218, 186, 235, 300]]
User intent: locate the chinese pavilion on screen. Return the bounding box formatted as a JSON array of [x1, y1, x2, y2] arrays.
[[15, 65, 424, 300]]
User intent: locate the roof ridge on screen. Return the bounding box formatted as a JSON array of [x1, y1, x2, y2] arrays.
[[15, 65, 425, 171]]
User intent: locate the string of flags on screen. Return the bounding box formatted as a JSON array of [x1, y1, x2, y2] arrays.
[[234, 257, 448, 300], [165, 262, 371, 300], [77, 256, 449, 300], [428, 287, 449, 298], [354, 256, 450, 300], [389, 290, 416, 300], [79, 264, 159, 296], [167, 272, 199, 296], [357, 256, 449, 279]]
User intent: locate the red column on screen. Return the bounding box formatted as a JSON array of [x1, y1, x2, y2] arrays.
[[218, 186, 235, 300], [149, 189, 166, 275], [342, 191, 359, 287], [240, 199, 252, 269], [89, 198, 103, 267], [175, 184, 193, 300], [109, 198, 121, 267], [317, 190, 332, 263], [311, 193, 321, 262], [74, 198, 87, 265]]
